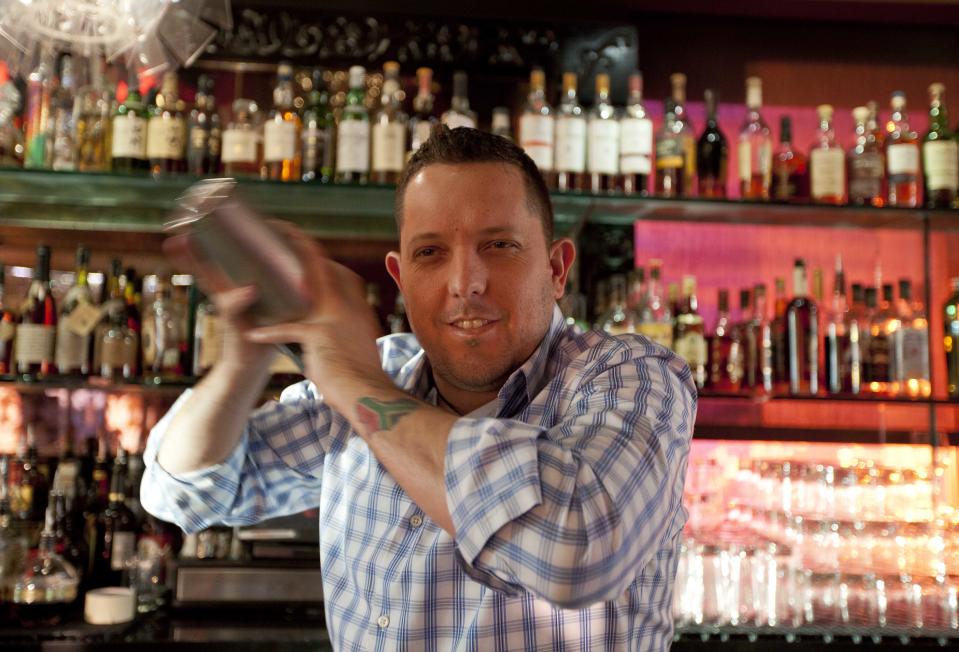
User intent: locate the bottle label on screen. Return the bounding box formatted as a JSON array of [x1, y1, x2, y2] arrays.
[[14, 323, 55, 365], [147, 116, 185, 160], [263, 120, 297, 162], [111, 531, 136, 571], [637, 322, 674, 349], [444, 113, 477, 130], [302, 126, 330, 172], [923, 140, 959, 191], [554, 117, 587, 173], [66, 302, 105, 337], [897, 326, 929, 381], [887, 143, 920, 176], [336, 120, 371, 173], [619, 117, 653, 175], [519, 114, 555, 171], [867, 333, 891, 382], [675, 332, 708, 366], [587, 119, 620, 175], [810, 148, 845, 198], [849, 152, 884, 200], [0, 320, 13, 343], [372, 122, 407, 172], [100, 335, 129, 371], [412, 121, 434, 152], [111, 115, 146, 159], [221, 129, 258, 164], [738, 140, 772, 182], [190, 126, 210, 151], [55, 320, 90, 372], [656, 137, 684, 170]]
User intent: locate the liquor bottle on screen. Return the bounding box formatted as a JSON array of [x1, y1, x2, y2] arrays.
[[865, 285, 897, 394], [142, 275, 183, 383], [23, 52, 55, 169], [111, 70, 149, 173], [627, 268, 646, 318], [893, 279, 930, 397], [848, 106, 885, 207], [554, 72, 587, 192], [123, 269, 142, 338], [16, 245, 57, 379], [371, 61, 408, 185], [655, 100, 685, 198], [13, 424, 49, 541], [262, 62, 301, 182], [11, 508, 79, 627], [55, 245, 95, 377], [922, 83, 958, 209], [0, 65, 24, 167], [0, 456, 28, 608], [587, 73, 620, 193], [92, 259, 123, 375], [491, 107, 512, 141], [518, 67, 555, 182], [387, 294, 410, 335], [301, 68, 335, 183], [597, 275, 634, 334], [944, 277, 959, 398], [619, 71, 653, 196], [0, 263, 14, 374], [636, 260, 673, 349], [186, 74, 221, 176], [772, 116, 807, 201], [75, 56, 112, 173], [786, 259, 819, 395], [50, 54, 78, 172], [670, 73, 696, 195], [708, 289, 741, 391], [809, 104, 846, 205], [50, 491, 86, 581], [737, 77, 772, 199], [335, 66, 371, 184], [824, 255, 860, 394], [885, 91, 921, 207], [441, 71, 477, 129], [674, 275, 707, 389], [746, 284, 773, 393], [89, 446, 137, 589], [147, 71, 187, 176], [80, 430, 110, 581], [192, 293, 221, 376], [771, 277, 789, 391], [698, 89, 728, 198], [221, 99, 262, 177], [409, 68, 437, 154]]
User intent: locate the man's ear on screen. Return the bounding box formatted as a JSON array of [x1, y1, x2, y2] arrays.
[[549, 238, 576, 299], [385, 250, 402, 291]]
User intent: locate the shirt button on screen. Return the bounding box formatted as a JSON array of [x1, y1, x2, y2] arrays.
[[410, 514, 423, 528], [377, 615, 390, 629]]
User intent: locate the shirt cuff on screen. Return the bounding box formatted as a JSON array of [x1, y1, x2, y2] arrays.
[[444, 417, 543, 565]]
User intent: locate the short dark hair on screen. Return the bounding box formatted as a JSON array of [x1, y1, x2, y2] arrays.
[[394, 127, 554, 243]]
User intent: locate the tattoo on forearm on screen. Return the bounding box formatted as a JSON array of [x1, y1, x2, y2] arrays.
[[356, 397, 419, 433]]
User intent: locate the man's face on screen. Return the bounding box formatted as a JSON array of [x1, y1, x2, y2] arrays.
[[386, 163, 573, 395]]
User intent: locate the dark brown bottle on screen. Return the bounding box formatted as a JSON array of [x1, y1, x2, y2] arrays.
[[0, 263, 14, 374], [89, 445, 137, 588]]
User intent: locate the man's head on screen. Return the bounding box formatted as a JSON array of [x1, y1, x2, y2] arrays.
[[385, 128, 575, 411]]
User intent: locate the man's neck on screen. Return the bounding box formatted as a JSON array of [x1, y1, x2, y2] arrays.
[[435, 381, 499, 416]]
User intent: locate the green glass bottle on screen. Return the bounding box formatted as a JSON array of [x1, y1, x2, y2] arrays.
[[301, 67, 335, 183], [923, 82, 958, 209], [944, 277, 959, 397], [334, 66, 370, 184], [111, 71, 149, 173]]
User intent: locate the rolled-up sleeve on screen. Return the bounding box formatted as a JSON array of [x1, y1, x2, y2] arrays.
[[444, 342, 695, 609]]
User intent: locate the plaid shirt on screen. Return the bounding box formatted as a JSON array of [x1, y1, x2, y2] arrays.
[[141, 305, 696, 651]]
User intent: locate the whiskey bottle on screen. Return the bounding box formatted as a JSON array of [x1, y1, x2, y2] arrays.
[[786, 259, 819, 395], [944, 277, 959, 398], [655, 100, 686, 197], [674, 275, 707, 389], [441, 71, 478, 129], [221, 99, 262, 178], [23, 53, 54, 169], [708, 289, 740, 391], [518, 67, 555, 182], [809, 105, 846, 205], [13, 424, 49, 542], [922, 83, 958, 209], [636, 259, 674, 349], [75, 56, 113, 173], [738, 77, 772, 200], [885, 91, 921, 207], [865, 285, 897, 394], [409, 68, 438, 154], [301, 68, 335, 183], [50, 491, 86, 582], [0, 263, 14, 374], [554, 72, 587, 192], [141, 275, 183, 383], [587, 73, 620, 193], [491, 107, 512, 141], [848, 106, 885, 207], [147, 72, 187, 176], [772, 116, 808, 201], [597, 275, 634, 335], [50, 54, 78, 172], [892, 279, 930, 397], [93, 260, 124, 377], [335, 66, 371, 184], [262, 62, 302, 182], [186, 74, 221, 176], [88, 446, 137, 589], [55, 245, 95, 377], [111, 71, 149, 173], [192, 293, 222, 376], [698, 89, 729, 198], [371, 61, 408, 185], [619, 71, 652, 196], [16, 245, 57, 379], [824, 255, 859, 394], [746, 283, 773, 393], [670, 73, 697, 196]]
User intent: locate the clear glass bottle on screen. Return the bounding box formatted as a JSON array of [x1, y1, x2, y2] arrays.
[[187, 74, 221, 176], [371, 61, 408, 185], [554, 72, 587, 192], [885, 91, 921, 207], [141, 275, 183, 383], [746, 283, 773, 393], [93, 259, 123, 376], [55, 245, 94, 377], [619, 71, 652, 196], [809, 104, 847, 205], [893, 279, 930, 397], [147, 71, 186, 176], [192, 292, 221, 377], [670, 73, 696, 196], [0, 263, 16, 374], [11, 509, 79, 627], [636, 259, 674, 349], [518, 67, 555, 183], [0, 67, 24, 167], [772, 116, 807, 202], [786, 259, 819, 395], [262, 62, 302, 182], [409, 68, 437, 154], [655, 100, 685, 198], [587, 73, 620, 193], [491, 107, 512, 141], [709, 289, 741, 391], [16, 245, 57, 379], [441, 70, 477, 129], [738, 77, 772, 200], [847, 105, 885, 207], [75, 56, 112, 173], [698, 89, 728, 198], [824, 255, 859, 394], [50, 54, 78, 172], [111, 70, 148, 173], [674, 275, 707, 388], [23, 52, 55, 169], [301, 68, 335, 183], [922, 83, 958, 209], [335, 65, 371, 184], [597, 275, 634, 335], [944, 277, 959, 398], [221, 99, 262, 178]]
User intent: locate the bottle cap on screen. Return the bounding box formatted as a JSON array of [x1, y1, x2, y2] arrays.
[[492, 107, 510, 130], [745, 76, 762, 109], [348, 65, 366, 88], [629, 71, 643, 96], [817, 104, 833, 121], [562, 72, 577, 94], [530, 67, 546, 90], [929, 82, 945, 99], [852, 106, 869, 124], [595, 73, 610, 95], [84, 587, 136, 625], [890, 91, 906, 111]]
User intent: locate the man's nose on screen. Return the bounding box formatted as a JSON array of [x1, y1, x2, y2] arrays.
[[448, 250, 488, 298]]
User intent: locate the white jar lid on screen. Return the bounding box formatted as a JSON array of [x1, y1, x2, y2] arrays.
[[84, 587, 136, 625]]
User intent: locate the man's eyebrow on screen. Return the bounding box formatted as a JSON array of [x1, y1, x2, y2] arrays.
[[406, 226, 520, 247]]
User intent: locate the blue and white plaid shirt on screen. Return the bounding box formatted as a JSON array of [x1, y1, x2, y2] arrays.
[[141, 305, 696, 651]]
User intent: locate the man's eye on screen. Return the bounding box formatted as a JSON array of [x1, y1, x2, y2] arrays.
[[414, 247, 437, 258], [491, 241, 516, 249]]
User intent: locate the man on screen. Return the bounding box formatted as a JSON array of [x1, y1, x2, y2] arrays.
[[141, 127, 696, 650]]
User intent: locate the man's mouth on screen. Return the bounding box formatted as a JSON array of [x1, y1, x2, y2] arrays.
[[452, 319, 492, 329]]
